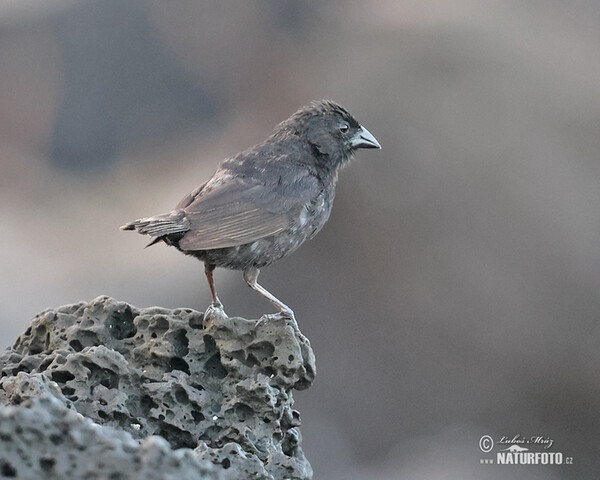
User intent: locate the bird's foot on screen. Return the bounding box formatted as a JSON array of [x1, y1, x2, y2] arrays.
[[257, 308, 299, 330], [204, 302, 227, 320]]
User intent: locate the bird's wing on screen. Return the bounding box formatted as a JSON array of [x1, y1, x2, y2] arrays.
[[177, 174, 316, 251], [174, 180, 208, 210]]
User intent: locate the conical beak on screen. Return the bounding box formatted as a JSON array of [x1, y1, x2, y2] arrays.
[[350, 125, 381, 149]]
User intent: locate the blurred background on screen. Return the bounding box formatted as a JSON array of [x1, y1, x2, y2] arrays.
[[1, 1, 599, 478]]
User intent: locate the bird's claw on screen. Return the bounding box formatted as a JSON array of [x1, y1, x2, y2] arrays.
[[204, 303, 227, 320], [257, 309, 298, 330]]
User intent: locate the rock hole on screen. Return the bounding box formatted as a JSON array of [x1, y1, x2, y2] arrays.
[[157, 425, 195, 449], [288, 355, 294, 361], [137, 318, 149, 330], [11, 366, 29, 376], [203, 334, 216, 350], [61, 386, 75, 397], [140, 395, 158, 415], [233, 403, 254, 422], [188, 313, 204, 329], [282, 430, 298, 456], [191, 410, 205, 424], [221, 458, 231, 469], [106, 306, 137, 340], [245, 353, 260, 367], [172, 329, 189, 357], [72, 330, 101, 349], [168, 357, 190, 375], [174, 388, 189, 404], [69, 339, 83, 352], [28, 345, 42, 355], [38, 358, 52, 370], [1, 462, 16, 477], [113, 412, 129, 423], [49, 434, 63, 445], [199, 425, 221, 443], [82, 361, 119, 389], [205, 353, 227, 379], [51, 370, 75, 383], [39, 457, 55, 472], [248, 341, 275, 361], [77, 330, 100, 348], [151, 316, 170, 335], [229, 350, 246, 364]]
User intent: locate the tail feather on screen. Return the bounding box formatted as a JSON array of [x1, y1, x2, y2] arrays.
[[145, 237, 163, 248], [120, 210, 190, 239]]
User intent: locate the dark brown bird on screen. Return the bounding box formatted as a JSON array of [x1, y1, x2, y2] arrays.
[[121, 100, 380, 324]]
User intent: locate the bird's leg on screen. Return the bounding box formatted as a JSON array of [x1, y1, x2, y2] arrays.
[[243, 267, 297, 328], [204, 263, 223, 309]]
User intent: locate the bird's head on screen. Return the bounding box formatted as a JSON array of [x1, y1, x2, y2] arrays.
[[276, 100, 381, 169]]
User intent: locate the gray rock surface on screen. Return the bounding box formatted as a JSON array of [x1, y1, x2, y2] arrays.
[[0, 296, 315, 479], [0, 395, 220, 480]]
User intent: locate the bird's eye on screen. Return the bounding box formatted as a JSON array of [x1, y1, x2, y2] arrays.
[[339, 123, 349, 134]]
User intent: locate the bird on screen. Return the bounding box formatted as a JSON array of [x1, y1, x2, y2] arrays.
[[121, 100, 380, 325]]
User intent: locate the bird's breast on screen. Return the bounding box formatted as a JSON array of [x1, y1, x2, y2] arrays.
[[298, 189, 334, 240]]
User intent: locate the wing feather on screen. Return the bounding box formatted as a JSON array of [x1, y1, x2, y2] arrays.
[[177, 175, 315, 251]]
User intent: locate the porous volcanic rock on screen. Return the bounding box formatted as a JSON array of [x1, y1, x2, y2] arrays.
[[0, 296, 315, 479], [0, 395, 220, 479]]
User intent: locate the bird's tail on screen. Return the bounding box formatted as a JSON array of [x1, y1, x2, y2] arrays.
[[120, 210, 190, 245]]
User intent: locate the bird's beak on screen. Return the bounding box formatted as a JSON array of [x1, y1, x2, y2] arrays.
[[350, 125, 381, 149]]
